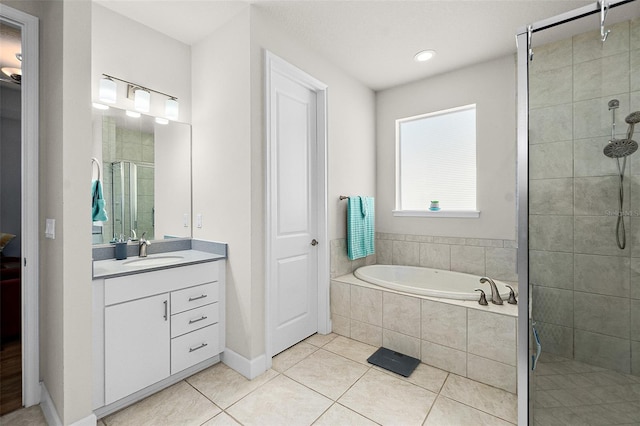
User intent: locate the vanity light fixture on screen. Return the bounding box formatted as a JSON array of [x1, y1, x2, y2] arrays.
[[92, 102, 109, 110], [414, 49, 436, 62], [126, 110, 141, 118], [165, 97, 179, 121], [99, 75, 117, 104], [134, 87, 151, 113], [155, 117, 169, 125], [97, 74, 179, 120]]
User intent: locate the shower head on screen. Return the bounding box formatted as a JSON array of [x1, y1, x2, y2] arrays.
[[625, 111, 640, 124], [604, 138, 638, 158], [625, 111, 640, 140], [609, 99, 620, 110]]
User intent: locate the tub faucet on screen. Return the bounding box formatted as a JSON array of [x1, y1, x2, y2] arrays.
[[139, 232, 150, 257], [479, 277, 503, 305]]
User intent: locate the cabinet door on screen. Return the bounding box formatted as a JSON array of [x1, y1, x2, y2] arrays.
[[105, 293, 170, 404]]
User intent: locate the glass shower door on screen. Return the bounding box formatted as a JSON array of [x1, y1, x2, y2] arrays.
[[521, 3, 640, 424]]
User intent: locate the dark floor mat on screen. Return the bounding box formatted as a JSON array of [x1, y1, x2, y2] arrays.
[[367, 347, 420, 377]]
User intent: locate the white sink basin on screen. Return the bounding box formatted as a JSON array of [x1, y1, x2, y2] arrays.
[[122, 255, 185, 267]]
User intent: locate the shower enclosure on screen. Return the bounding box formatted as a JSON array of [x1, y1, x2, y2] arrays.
[[518, 1, 640, 423]]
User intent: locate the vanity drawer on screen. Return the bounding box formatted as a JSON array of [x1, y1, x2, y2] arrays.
[[171, 303, 219, 338], [171, 282, 218, 314], [171, 323, 219, 374]]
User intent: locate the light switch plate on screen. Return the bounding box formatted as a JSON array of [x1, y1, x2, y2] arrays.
[[196, 214, 202, 228], [45, 218, 55, 239]]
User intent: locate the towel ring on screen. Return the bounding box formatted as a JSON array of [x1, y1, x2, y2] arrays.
[[91, 157, 101, 181]]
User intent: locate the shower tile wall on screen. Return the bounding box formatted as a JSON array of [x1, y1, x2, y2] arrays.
[[330, 233, 518, 283], [529, 18, 640, 374]]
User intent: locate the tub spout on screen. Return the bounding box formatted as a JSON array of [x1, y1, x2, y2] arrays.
[[479, 277, 503, 305]]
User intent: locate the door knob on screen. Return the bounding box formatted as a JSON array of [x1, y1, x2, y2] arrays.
[[311, 239, 318, 246]]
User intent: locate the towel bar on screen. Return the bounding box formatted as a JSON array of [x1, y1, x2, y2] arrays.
[[339, 195, 348, 200]]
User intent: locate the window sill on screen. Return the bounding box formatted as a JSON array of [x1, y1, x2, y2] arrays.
[[392, 209, 480, 218]]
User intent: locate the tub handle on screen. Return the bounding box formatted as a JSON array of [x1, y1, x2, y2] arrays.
[[505, 285, 517, 305], [474, 289, 488, 306]]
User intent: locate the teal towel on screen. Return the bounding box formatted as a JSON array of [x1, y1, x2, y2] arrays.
[[347, 196, 375, 260], [92, 179, 108, 222]]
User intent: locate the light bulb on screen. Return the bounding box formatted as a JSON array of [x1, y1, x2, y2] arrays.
[[134, 88, 150, 112], [165, 98, 179, 121], [99, 76, 117, 104]]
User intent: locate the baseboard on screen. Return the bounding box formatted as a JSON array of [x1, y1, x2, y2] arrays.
[[40, 382, 98, 426], [40, 382, 62, 426], [222, 348, 266, 379]]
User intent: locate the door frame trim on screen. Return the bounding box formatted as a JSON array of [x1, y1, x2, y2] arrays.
[[264, 50, 329, 368], [0, 4, 40, 408]]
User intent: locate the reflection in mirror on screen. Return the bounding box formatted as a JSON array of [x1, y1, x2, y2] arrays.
[[91, 106, 191, 245]]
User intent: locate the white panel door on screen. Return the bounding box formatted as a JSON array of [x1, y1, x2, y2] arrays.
[[269, 69, 318, 356]]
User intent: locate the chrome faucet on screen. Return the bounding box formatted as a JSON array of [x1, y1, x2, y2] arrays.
[[479, 277, 503, 305], [139, 232, 150, 257]]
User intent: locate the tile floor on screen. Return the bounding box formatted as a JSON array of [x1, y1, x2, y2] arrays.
[[533, 352, 640, 425], [0, 334, 517, 425]]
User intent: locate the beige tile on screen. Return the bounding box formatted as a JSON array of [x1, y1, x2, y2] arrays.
[[573, 21, 630, 64], [104, 381, 220, 426], [201, 412, 241, 426], [421, 300, 466, 351], [331, 239, 352, 278], [382, 329, 421, 359], [227, 375, 332, 426], [529, 250, 573, 290], [484, 247, 517, 282], [186, 363, 278, 409], [383, 292, 421, 337], [0, 406, 47, 426], [392, 240, 420, 266], [574, 176, 630, 217], [421, 340, 467, 376], [569, 402, 638, 425], [305, 332, 338, 348], [529, 104, 573, 144], [271, 341, 318, 372], [529, 37, 572, 73], [98, 420, 106, 426], [440, 374, 517, 424], [375, 361, 448, 394], [574, 254, 630, 297], [530, 140, 573, 180], [323, 335, 378, 365], [574, 292, 629, 338], [332, 314, 350, 337], [533, 322, 573, 359], [350, 319, 382, 347], [338, 369, 436, 425], [529, 215, 573, 253], [574, 98, 630, 143], [419, 243, 451, 270], [284, 349, 368, 400], [532, 286, 573, 328], [424, 396, 514, 426], [529, 65, 573, 109], [529, 178, 574, 216], [467, 310, 516, 366], [350, 285, 383, 326], [376, 239, 392, 265], [313, 403, 377, 426], [573, 53, 630, 102], [574, 329, 631, 373], [330, 280, 350, 317], [467, 354, 517, 394], [450, 245, 485, 275]]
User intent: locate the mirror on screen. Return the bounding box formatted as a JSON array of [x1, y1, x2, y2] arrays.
[[91, 107, 191, 245]]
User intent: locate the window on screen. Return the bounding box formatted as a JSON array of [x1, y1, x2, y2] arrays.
[[395, 104, 478, 217]]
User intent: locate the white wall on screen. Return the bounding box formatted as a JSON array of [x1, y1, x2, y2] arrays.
[[3, 0, 95, 423], [376, 55, 517, 240], [250, 7, 376, 359], [191, 7, 253, 358], [92, 4, 191, 123]]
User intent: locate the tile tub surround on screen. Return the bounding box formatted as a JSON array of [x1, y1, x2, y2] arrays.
[[331, 233, 518, 282], [529, 18, 640, 375], [331, 273, 518, 394]]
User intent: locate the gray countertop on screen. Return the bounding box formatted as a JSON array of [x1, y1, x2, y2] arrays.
[[92, 249, 225, 279]]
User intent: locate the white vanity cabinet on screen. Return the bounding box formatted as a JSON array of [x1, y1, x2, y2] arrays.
[[93, 259, 225, 413]]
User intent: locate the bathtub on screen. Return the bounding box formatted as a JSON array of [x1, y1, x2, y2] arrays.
[[354, 264, 512, 301]]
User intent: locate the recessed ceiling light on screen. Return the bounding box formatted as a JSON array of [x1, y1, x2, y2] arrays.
[[414, 50, 436, 63]]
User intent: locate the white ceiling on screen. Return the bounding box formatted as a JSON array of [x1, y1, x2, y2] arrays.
[[93, 1, 625, 90]]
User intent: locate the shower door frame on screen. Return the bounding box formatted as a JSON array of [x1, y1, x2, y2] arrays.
[[516, 1, 637, 424]]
